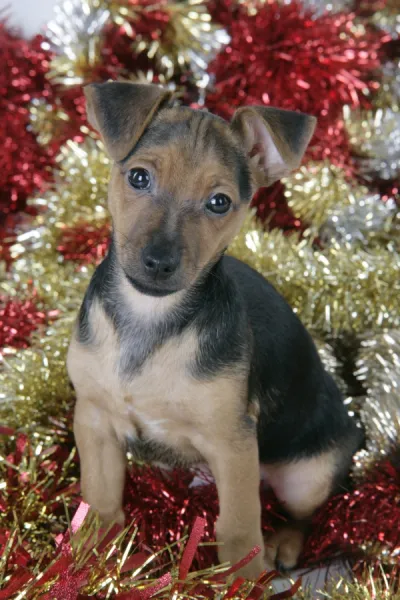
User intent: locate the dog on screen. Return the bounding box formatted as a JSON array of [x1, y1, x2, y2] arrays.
[[67, 81, 362, 579]]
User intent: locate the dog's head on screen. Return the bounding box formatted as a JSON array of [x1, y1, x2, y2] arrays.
[[85, 81, 316, 296]]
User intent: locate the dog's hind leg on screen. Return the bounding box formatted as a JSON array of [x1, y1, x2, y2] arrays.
[[261, 449, 341, 571]]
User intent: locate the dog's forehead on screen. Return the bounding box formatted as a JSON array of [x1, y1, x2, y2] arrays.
[[133, 107, 234, 157], [127, 106, 252, 200]]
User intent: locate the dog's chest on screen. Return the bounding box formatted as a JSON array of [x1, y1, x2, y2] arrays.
[[123, 331, 200, 438], [69, 302, 209, 457]]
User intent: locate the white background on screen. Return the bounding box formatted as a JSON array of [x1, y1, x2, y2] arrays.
[[5, 0, 56, 37]]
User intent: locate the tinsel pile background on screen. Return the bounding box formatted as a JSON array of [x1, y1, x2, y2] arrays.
[[0, 0, 399, 598]]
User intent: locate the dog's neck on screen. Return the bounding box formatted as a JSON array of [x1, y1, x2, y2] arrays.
[[107, 237, 224, 326], [120, 276, 186, 321], [89, 239, 240, 377]]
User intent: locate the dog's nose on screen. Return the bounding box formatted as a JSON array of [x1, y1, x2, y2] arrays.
[[142, 243, 180, 279]]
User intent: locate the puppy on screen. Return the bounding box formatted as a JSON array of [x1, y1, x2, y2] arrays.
[[67, 81, 362, 579]]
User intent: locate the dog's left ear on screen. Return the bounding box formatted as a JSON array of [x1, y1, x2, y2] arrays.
[[231, 106, 317, 188], [84, 81, 172, 162]]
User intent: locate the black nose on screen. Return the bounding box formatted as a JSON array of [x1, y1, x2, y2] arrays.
[[142, 243, 180, 280]]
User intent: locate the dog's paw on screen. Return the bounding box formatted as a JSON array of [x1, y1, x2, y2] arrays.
[[96, 507, 126, 529], [90, 508, 125, 529], [264, 525, 305, 572], [217, 533, 265, 580]]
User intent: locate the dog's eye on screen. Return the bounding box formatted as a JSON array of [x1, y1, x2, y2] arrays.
[[206, 193, 232, 215], [128, 168, 151, 190]]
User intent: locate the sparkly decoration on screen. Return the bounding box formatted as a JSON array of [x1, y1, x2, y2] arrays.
[[375, 60, 400, 112], [44, 0, 112, 86], [1, 138, 107, 307], [364, 0, 400, 38], [0, 293, 49, 352], [0, 213, 27, 270], [252, 182, 305, 233], [295, 0, 354, 18], [0, 22, 54, 221], [302, 458, 400, 575], [313, 338, 347, 394], [322, 575, 400, 600], [306, 116, 355, 172], [353, 330, 400, 478], [207, 1, 383, 121], [0, 428, 79, 566], [0, 317, 75, 430], [29, 97, 71, 146], [318, 194, 397, 246], [284, 162, 369, 230], [44, 0, 229, 89], [111, 0, 230, 85], [31, 136, 110, 229], [0, 493, 293, 599], [228, 213, 400, 335], [6, 254, 91, 313], [345, 107, 400, 187], [57, 221, 110, 263]]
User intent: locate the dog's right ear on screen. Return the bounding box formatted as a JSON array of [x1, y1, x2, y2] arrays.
[[231, 106, 316, 189], [84, 81, 172, 162]]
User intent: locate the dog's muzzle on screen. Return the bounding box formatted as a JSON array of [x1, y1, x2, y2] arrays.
[[141, 241, 181, 281]]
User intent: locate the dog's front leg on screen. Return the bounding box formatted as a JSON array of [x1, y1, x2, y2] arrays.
[[205, 434, 264, 580], [74, 397, 126, 526]]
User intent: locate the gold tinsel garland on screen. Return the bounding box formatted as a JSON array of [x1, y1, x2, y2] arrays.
[[345, 107, 400, 190], [43, 0, 229, 87], [44, 0, 111, 86], [29, 98, 71, 146], [228, 213, 400, 335], [0, 317, 75, 429], [0, 428, 78, 560], [283, 161, 370, 229], [283, 160, 398, 246], [353, 329, 400, 479], [111, 0, 230, 82]]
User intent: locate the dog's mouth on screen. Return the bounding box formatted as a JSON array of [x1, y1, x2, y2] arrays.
[[124, 272, 180, 297]]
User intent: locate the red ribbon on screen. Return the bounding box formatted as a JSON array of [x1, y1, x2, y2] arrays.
[[116, 572, 173, 600], [0, 502, 298, 599], [179, 516, 207, 581]]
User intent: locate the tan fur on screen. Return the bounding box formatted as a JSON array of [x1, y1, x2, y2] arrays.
[[261, 451, 337, 519], [260, 451, 338, 569], [70, 82, 321, 579], [264, 524, 306, 571]]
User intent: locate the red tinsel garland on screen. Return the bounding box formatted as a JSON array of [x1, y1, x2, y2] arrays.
[[207, 0, 386, 170], [208, 0, 384, 118], [1, 429, 399, 596], [57, 222, 111, 264], [0, 24, 54, 223], [0, 293, 51, 351], [0, 431, 299, 599], [302, 458, 400, 573], [251, 183, 304, 233]]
